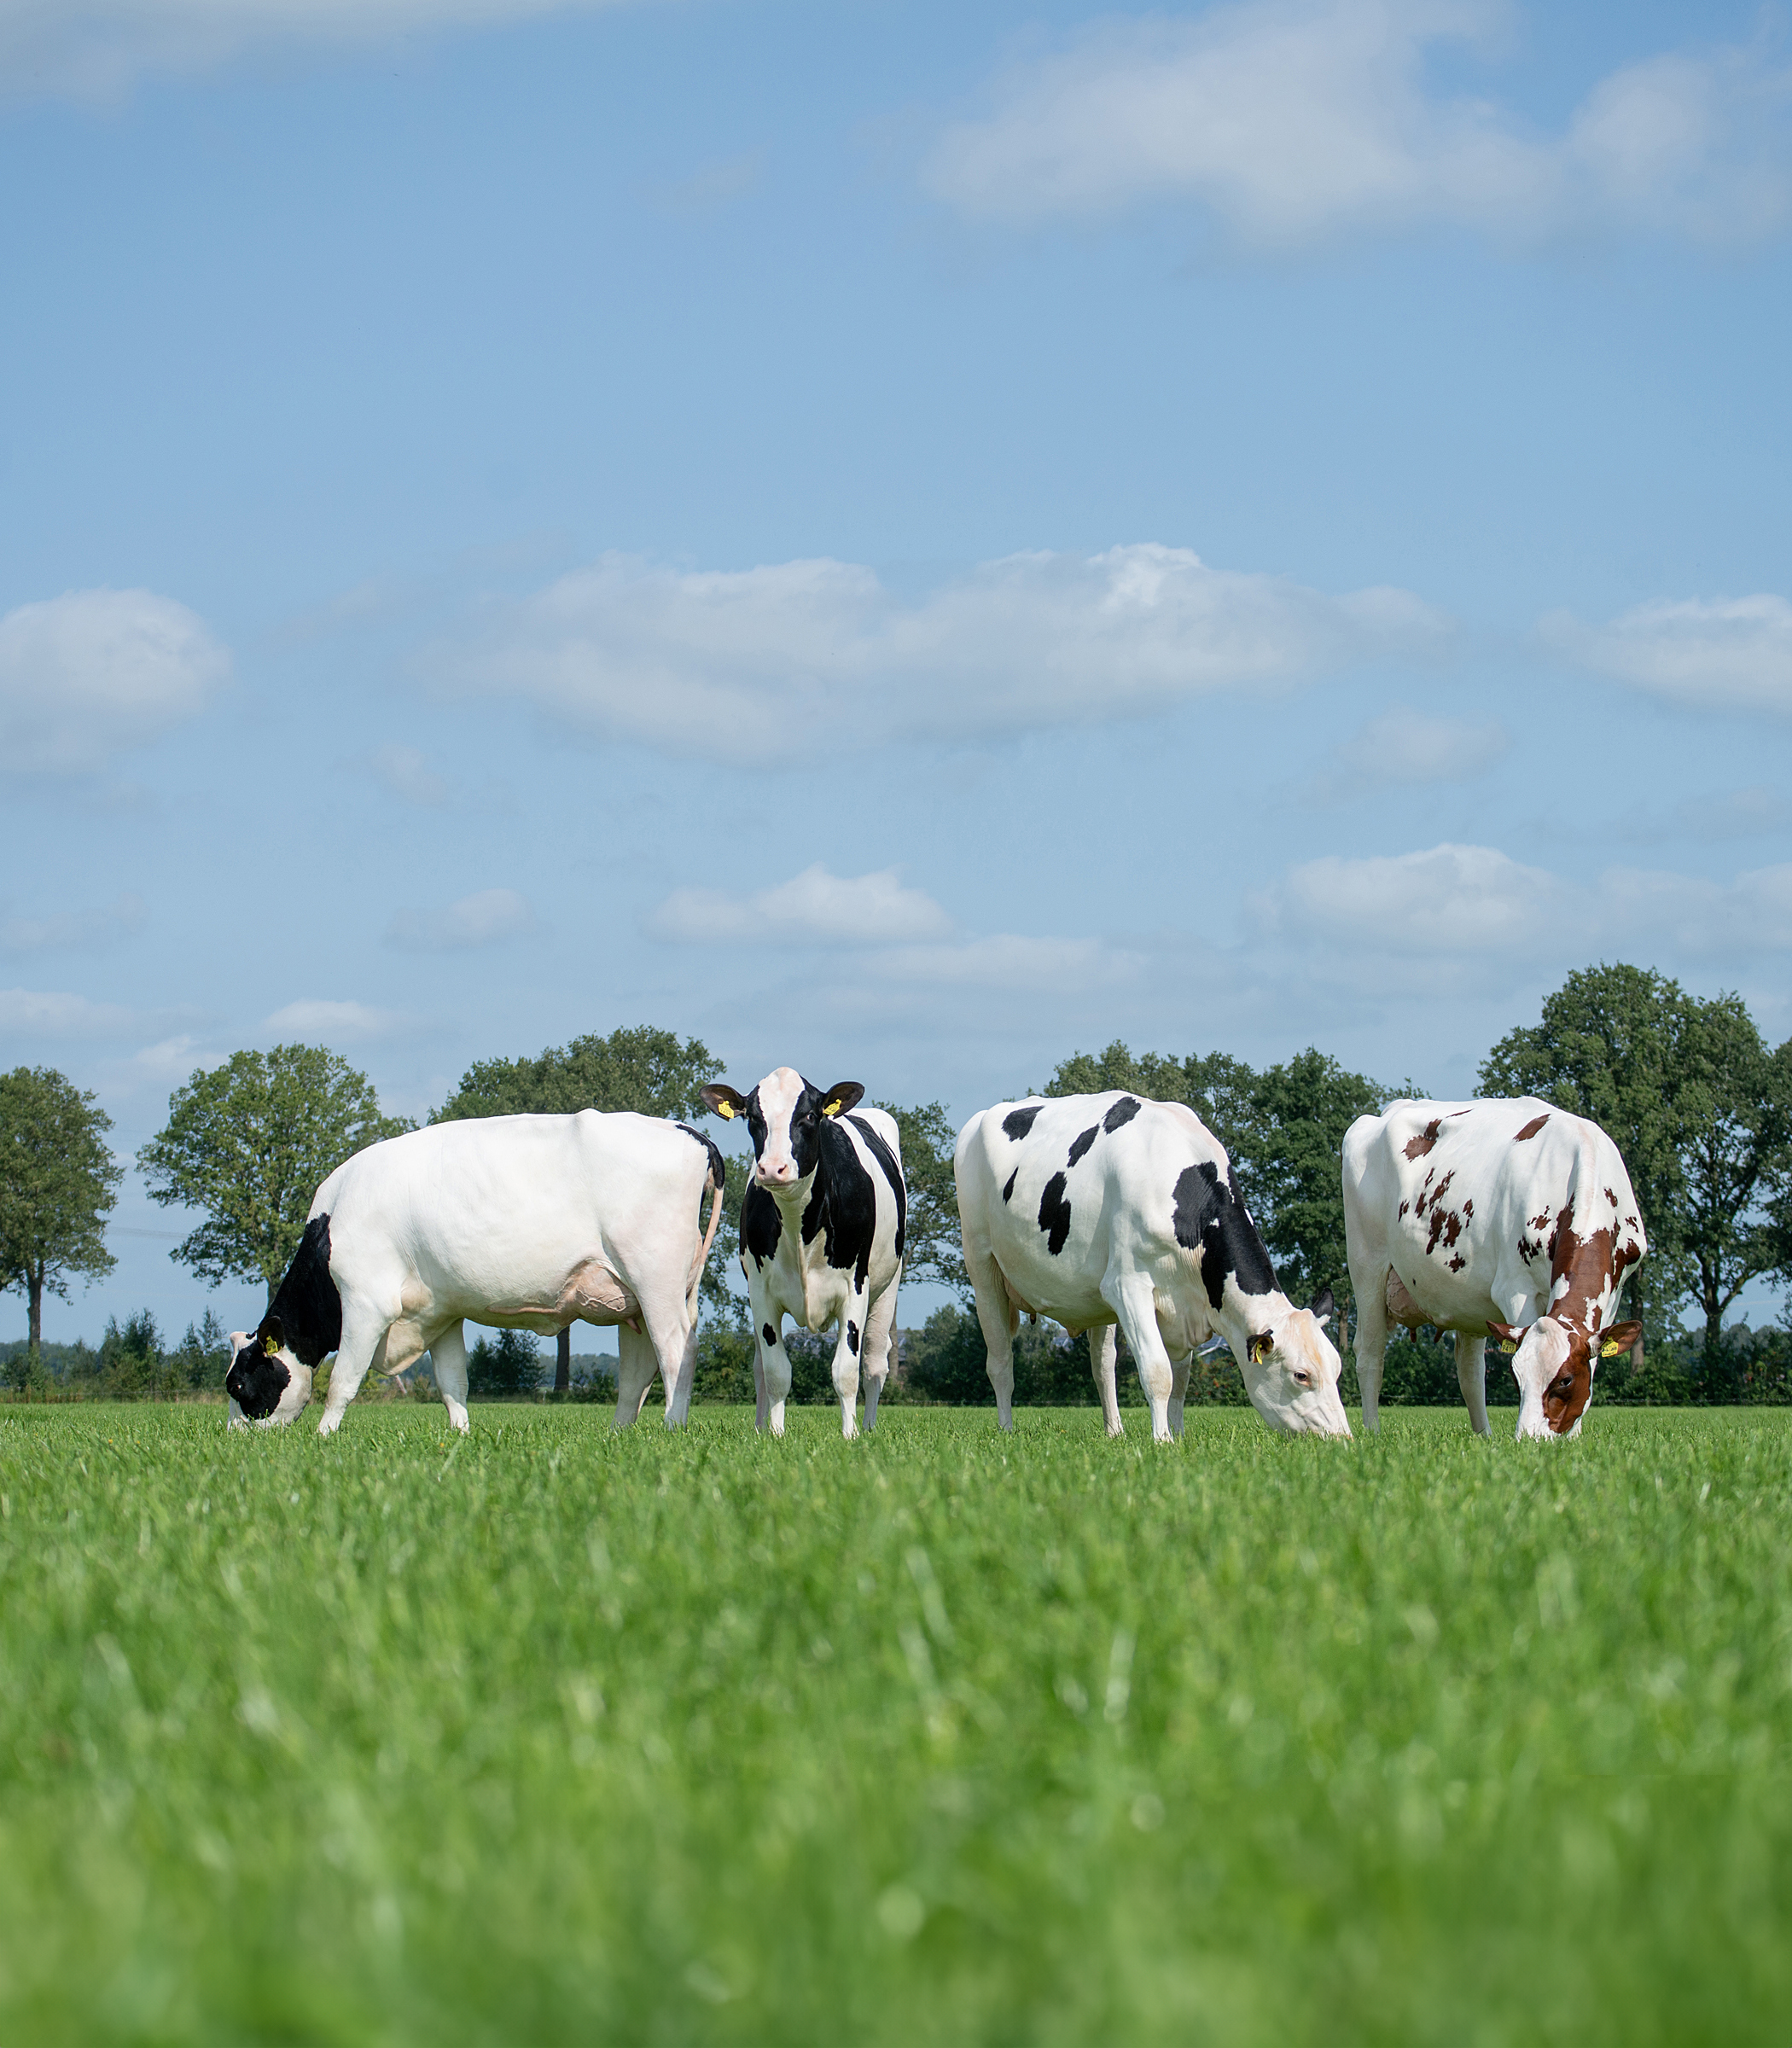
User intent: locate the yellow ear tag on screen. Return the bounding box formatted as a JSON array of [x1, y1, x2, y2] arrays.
[[823, 1100, 842, 1117], [1600, 1340, 1624, 1358], [715, 1101, 735, 1120], [1500, 1340, 1518, 1354], [264, 1334, 280, 1357]]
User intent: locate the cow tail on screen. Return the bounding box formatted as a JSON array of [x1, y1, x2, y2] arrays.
[[688, 1160, 726, 1303]]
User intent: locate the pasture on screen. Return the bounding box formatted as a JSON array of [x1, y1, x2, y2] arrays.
[[0, 1403, 1787, 2046]]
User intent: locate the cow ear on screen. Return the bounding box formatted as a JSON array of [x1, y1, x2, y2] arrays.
[[1599, 1321, 1643, 1359], [1247, 1331, 1273, 1366], [262, 1315, 285, 1356], [1487, 1319, 1524, 1353], [701, 1085, 748, 1121], [1308, 1283, 1335, 1324], [228, 1331, 250, 1355], [819, 1084, 864, 1118]]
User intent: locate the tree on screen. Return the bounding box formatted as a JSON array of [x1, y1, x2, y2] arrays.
[[1042, 1041, 1256, 1156], [435, 1025, 724, 1390], [467, 1329, 544, 1399], [138, 1045, 410, 1306], [875, 1100, 966, 1295], [0, 1067, 122, 1354]]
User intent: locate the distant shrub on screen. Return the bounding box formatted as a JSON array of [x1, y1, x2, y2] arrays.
[[467, 1329, 544, 1399]]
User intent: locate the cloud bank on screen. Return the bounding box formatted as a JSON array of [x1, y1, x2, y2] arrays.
[[925, 0, 1792, 247], [1309, 705, 1508, 800], [383, 887, 536, 951], [0, 892, 147, 955], [1544, 594, 1792, 716], [262, 998, 408, 1040], [0, 1, 632, 99], [0, 588, 230, 777], [650, 865, 953, 947], [445, 544, 1442, 758]]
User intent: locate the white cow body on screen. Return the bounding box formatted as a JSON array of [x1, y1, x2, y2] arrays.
[[1342, 1097, 1645, 1440], [702, 1068, 905, 1440], [955, 1091, 1349, 1442], [225, 1111, 724, 1434]]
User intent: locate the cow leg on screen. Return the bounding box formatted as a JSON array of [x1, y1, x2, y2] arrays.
[[1353, 1276, 1390, 1433], [1167, 1350, 1193, 1440], [756, 1303, 794, 1439], [431, 1322, 472, 1434], [1103, 1272, 1176, 1444], [831, 1296, 866, 1442], [613, 1324, 657, 1428], [859, 1278, 899, 1432], [751, 1329, 770, 1431], [1090, 1324, 1124, 1439], [637, 1295, 697, 1429], [1455, 1331, 1491, 1436], [964, 1245, 1018, 1429], [317, 1307, 392, 1437]]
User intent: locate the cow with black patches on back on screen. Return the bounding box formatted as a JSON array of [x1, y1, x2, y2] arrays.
[[701, 1068, 905, 1440], [224, 1112, 725, 1434], [956, 1092, 1349, 1442], [1342, 1097, 1645, 1440]]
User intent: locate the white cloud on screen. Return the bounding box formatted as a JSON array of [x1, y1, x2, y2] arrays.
[[0, 1, 636, 100], [864, 934, 1145, 992], [0, 588, 230, 777], [1543, 594, 1792, 715], [262, 998, 408, 1040], [0, 892, 147, 955], [0, 986, 146, 1037], [443, 544, 1442, 757], [923, 0, 1792, 247], [382, 886, 536, 951], [649, 864, 953, 947], [370, 744, 451, 807], [1258, 841, 1572, 955], [1309, 706, 1508, 800]]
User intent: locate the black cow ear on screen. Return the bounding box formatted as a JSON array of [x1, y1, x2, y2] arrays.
[[262, 1315, 285, 1356], [819, 1084, 864, 1118], [701, 1085, 748, 1121], [1309, 1284, 1335, 1324]]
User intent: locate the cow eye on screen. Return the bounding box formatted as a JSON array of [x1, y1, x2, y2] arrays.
[[1292, 1370, 1312, 1388]]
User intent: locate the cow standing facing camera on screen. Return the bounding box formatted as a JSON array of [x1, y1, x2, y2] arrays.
[[224, 1110, 724, 1435], [1342, 1097, 1644, 1440], [701, 1068, 905, 1440], [956, 1091, 1350, 1442]]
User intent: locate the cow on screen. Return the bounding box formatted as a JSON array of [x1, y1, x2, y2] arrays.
[[701, 1068, 905, 1440], [1341, 1097, 1645, 1440], [224, 1111, 726, 1435], [955, 1091, 1350, 1442]]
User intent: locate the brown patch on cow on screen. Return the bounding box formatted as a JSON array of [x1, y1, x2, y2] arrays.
[[1384, 1268, 1430, 1329], [1539, 1194, 1626, 1434], [1447, 1254, 1467, 1271], [1518, 1234, 1542, 1264], [1404, 1118, 1443, 1160], [1530, 1208, 1551, 1231], [1514, 1114, 1550, 1142], [1539, 1330, 1594, 1435], [1398, 1199, 1410, 1219], [1462, 1198, 1474, 1219]]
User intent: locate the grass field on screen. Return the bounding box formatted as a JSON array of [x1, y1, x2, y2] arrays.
[[1, 1402, 1787, 2047]]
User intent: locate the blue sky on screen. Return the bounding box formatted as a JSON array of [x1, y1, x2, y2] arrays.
[[3, 0, 1789, 1347]]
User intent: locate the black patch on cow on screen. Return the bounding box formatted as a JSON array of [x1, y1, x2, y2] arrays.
[[1067, 1124, 1100, 1168], [1171, 1162, 1277, 1312], [847, 1320, 860, 1355], [1002, 1104, 1042, 1141], [675, 1120, 726, 1189], [1038, 1172, 1073, 1255], [1103, 1095, 1142, 1133], [228, 1213, 341, 1419], [1001, 1167, 1018, 1203], [762, 1322, 778, 1347], [742, 1184, 783, 1267], [847, 1114, 906, 1263], [800, 1117, 881, 1290]]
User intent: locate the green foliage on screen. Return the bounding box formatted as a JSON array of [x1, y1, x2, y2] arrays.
[[1481, 964, 1792, 1359], [873, 1100, 964, 1294], [0, 1406, 1788, 2045], [137, 1046, 410, 1303], [0, 1066, 122, 1353], [433, 1024, 721, 1123], [466, 1329, 544, 1399]]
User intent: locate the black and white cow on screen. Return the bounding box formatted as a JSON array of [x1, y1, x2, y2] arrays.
[[957, 1092, 1349, 1441], [224, 1112, 725, 1435], [1343, 1097, 1645, 1440], [701, 1068, 905, 1440]]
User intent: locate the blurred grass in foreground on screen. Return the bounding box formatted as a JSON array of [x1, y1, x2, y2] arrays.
[[0, 1404, 1787, 2045]]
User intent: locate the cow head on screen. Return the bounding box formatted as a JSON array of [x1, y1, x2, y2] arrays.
[[1488, 1316, 1641, 1439], [701, 1068, 863, 1191], [225, 1318, 314, 1428], [1238, 1285, 1352, 1438]]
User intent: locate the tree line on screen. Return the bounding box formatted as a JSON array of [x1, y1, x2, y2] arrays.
[[4, 967, 1789, 1405]]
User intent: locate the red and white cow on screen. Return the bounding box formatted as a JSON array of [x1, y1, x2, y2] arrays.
[[701, 1068, 905, 1440], [1342, 1097, 1644, 1440]]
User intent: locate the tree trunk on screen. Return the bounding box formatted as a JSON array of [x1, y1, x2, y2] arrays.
[[554, 1328, 571, 1396], [28, 1263, 43, 1355]]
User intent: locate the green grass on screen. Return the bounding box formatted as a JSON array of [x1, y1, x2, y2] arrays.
[[1, 1404, 1787, 2047]]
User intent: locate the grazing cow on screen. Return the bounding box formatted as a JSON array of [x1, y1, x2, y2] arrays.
[[701, 1068, 905, 1440], [1342, 1097, 1644, 1440], [224, 1112, 725, 1435], [956, 1092, 1349, 1442]]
